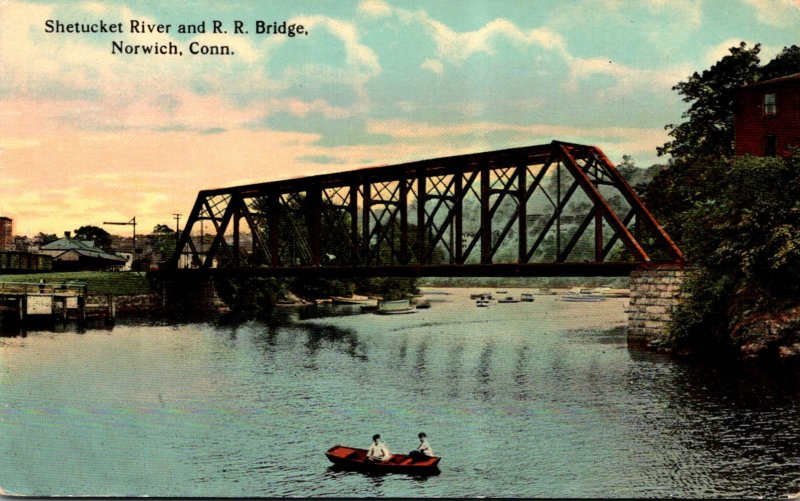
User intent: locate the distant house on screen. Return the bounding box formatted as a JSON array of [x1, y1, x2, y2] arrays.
[[734, 72, 800, 157], [39, 232, 126, 271]]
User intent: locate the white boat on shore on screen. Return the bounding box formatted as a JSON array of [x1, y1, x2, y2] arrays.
[[561, 288, 607, 302], [594, 286, 630, 298], [330, 295, 379, 307], [375, 299, 417, 315]]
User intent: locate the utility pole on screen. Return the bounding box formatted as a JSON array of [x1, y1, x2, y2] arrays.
[[173, 213, 182, 243], [173, 213, 182, 267]]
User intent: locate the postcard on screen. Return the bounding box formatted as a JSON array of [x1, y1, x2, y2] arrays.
[[2, 0, 800, 497]]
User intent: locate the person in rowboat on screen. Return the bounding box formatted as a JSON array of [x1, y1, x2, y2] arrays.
[[366, 434, 391, 462], [408, 432, 433, 461]]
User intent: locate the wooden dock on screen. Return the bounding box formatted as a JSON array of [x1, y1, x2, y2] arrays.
[[0, 281, 114, 324]]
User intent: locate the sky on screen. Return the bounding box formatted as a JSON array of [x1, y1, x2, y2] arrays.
[[1, 0, 799, 236]]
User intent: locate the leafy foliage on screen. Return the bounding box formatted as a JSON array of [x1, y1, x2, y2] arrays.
[[665, 154, 800, 352], [34, 232, 58, 245], [658, 43, 800, 161], [73, 225, 113, 251], [149, 223, 177, 260]]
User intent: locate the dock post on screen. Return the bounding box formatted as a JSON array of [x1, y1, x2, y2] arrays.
[[78, 295, 86, 323], [107, 294, 115, 320]]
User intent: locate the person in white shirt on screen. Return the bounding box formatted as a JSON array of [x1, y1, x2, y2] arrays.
[[408, 432, 433, 460], [366, 434, 391, 462]]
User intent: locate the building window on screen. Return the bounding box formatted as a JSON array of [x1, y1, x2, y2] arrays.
[[764, 93, 777, 115], [764, 134, 777, 157]]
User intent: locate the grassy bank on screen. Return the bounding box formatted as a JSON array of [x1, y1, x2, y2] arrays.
[[0, 271, 152, 295]]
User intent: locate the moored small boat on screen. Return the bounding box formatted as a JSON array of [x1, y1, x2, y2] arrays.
[[325, 445, 441, 475], [274, 299, 307, 307], [562, 288, 607, 302], [520, 293, 535, 302], [330, 295, 379, 307], [497, 295, 520, 303], [375, 299, 417, 315], [476, 298, 490, 307]]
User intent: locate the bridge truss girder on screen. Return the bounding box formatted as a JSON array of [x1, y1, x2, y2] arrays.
[[169, 141, 683, 277]]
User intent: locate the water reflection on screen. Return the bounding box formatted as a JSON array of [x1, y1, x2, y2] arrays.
[[475, 340, 495, 401], [623, 353, 800, 498], [513, 343, 531, 401], [445, 342, 465, 399]]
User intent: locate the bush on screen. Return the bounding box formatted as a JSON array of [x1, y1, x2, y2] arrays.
[[660, 153, 800, 354]]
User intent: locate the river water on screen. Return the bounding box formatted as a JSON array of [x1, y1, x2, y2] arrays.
[[1, 288, 800, 497]]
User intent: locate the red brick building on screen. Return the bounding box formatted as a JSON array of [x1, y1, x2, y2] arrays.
[[0, 217, 12, 251], [734, 73, 800, 157]]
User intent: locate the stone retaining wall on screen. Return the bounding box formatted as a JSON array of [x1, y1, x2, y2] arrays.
[[628, 266, 687, 348]]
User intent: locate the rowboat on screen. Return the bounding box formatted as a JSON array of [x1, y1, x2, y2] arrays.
[[325, 445, 441, 475], [375, 299, 417, 315], [562, 288, 607, 302], [330, 295, 379, 307]]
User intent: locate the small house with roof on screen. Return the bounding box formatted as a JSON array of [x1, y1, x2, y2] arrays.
[[39, 232, 126, 271], [734, 72, 800, 157]]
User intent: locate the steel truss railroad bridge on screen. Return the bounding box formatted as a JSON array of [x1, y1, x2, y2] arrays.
[[168, 141, 683, 278]]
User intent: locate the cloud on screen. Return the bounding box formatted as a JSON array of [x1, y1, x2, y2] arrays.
[[420, 58, 443, 75], [397, 10, 568, 65], [357, 0, 392, 19], [742, 0, 800, 28], [701, 39, 788, 70], [564, 56, 692, 100], [301, 15, 381, 77]]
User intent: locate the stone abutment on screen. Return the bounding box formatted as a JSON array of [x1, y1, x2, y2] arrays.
[[627, 266, 687, 349]]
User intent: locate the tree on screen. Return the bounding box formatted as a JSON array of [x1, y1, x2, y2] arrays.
[[152, 224, 174, 235], [150, 223, 176, 259], [658, 42, 762, 160], [649, 43, 800, 246], [760, 45, 800, 81], [73, 225, 113, 250], [666, 153, 800, 355], [34, 232, 58, 245], [658, 42, 800, 162]]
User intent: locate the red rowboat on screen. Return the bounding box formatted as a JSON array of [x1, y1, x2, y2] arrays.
[[325, 445, 441, 475]]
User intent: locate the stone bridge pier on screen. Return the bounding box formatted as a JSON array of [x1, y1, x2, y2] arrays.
[[155, 274, 228, 319], [627, 266, 687, 349]]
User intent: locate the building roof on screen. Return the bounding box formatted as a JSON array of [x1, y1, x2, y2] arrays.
[[741, 72, 800, 89], [40, 237, 126, 262]]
